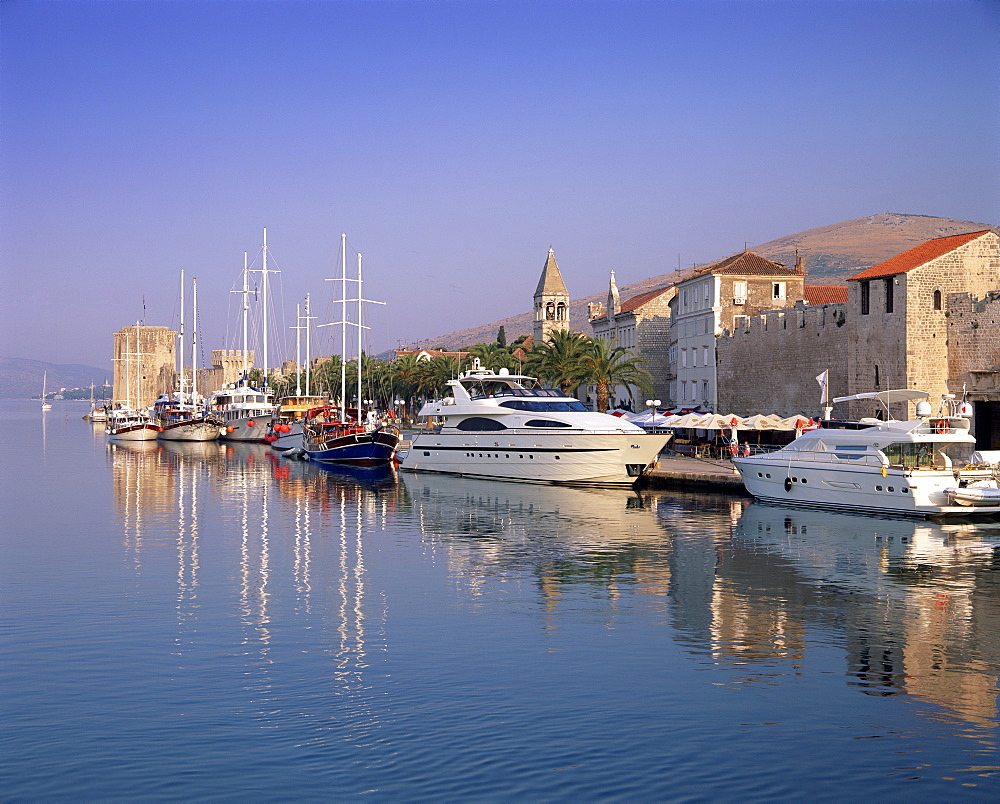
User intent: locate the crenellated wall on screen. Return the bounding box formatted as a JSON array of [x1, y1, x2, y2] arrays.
[[716, 303, 848, 416]]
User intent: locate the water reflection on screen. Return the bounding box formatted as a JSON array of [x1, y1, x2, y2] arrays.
[[729, 503, 1000, 733]]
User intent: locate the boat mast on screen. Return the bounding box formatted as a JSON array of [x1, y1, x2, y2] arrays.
[[340, 233, 347, 421], [191, 277, 199, 401], [252, 228, 280, 390], [304, 293, 313, 396], [178, 268, 185, 398], [230, 252, 250, 383], [134, 322, 142, 409], [356, 252, 363, 412], [291, 302, 302, 396]]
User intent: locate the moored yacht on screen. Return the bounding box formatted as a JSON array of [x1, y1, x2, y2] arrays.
[[153, 393, 222, 442], [207, 382, 275, 442], [399, 367, 670, 485], [733, 390, 1000, 517], [106, 407, 160, 441]]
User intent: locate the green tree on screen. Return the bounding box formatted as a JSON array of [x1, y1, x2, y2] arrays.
[[579, 338, 653, 413], [524, 330, 591, 394], [496, 325, 507, 348]]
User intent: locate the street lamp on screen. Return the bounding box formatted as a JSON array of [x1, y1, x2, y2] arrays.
[[645, 399, 661, 411]]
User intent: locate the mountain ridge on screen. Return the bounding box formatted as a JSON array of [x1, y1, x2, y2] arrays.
[[406, 213, 997, 351]]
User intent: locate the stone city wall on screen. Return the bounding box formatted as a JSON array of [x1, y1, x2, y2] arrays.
[[716, 304, 848, 417]]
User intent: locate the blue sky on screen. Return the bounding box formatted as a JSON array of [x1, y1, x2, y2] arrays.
[[2, 0, 997, 369]]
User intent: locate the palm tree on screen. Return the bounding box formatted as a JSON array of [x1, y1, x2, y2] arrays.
[[580, 338, 653, 413], [388, 353, 424, 424], [525, 330, 591, 394]]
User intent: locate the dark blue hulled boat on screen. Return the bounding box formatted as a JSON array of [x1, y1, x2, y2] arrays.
[[302, 406, 400, 466]]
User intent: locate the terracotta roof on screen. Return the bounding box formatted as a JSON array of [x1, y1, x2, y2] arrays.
[[804, 285, 848, 305], [534, 248, 569, 297], [692, 250, 796, 277], [591, 286, 673, 321], [847, 230, 995, 281]]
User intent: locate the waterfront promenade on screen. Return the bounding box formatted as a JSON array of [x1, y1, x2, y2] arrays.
[[642, 453, 748, 492]]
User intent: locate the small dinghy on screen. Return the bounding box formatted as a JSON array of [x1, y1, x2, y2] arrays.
[[946, 481, 1000, 507]]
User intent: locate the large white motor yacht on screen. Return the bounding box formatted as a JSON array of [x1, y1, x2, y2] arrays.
[[399, 368, 670, 485], [733, 390, 1000, 517]]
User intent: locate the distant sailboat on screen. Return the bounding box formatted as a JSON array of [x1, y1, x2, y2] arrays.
[[40, 372, 53, 411]]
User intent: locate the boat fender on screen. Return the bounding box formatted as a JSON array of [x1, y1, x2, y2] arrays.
[[248, 420, 255, 427], [784, 477, 793, 492]]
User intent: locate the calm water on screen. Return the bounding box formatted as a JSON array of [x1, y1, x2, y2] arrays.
[[3, 401, 999, 801]]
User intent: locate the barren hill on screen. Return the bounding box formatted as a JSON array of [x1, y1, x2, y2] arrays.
[[408, 213, 995, 351]]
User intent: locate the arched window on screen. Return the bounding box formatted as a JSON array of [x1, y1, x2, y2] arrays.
[[545, 302, 555, 320], [556, 303, 566, 321], [933, 290, 942, 310]]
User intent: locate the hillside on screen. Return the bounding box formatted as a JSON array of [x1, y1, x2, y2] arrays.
[[409, 213, 996, 350], [0, 357, 112, 400]]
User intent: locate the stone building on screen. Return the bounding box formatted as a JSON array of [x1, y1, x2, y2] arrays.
[[112, 324, 176, 409], [197, 349, 255, 396], [713, 229, 1000, 450], [670, 251, 805, 410], [845, 229, 999, 426], [588, 271, 675, 408], [533, 248, 570, 344]]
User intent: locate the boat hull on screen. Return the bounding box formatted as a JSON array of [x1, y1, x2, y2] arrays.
[[734, 457, 1000, 517], [106, 423, 160, 442], [304, 428, 400, 466], [399, 431, 669, 486], [218, 414, 271, 442], [157, 418, 221, 442], [267, 420, 305, 451]]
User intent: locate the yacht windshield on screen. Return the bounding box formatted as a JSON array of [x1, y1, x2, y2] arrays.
[[499, 399, 588, 412], [882, 441, 976, 469]]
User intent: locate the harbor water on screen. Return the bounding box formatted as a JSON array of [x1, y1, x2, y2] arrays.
[[3, 401, 999, 800]]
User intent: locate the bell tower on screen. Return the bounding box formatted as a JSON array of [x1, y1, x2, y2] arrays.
[[533, 248, 570, 344]]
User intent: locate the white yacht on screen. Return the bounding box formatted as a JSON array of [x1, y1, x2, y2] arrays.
[[206, 383, 275, 442], [399, 367, 670, 485], [733, 390, 1000, 517], [105, 408, 160, 442]]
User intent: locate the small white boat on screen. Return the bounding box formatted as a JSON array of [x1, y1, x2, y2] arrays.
[[400, 365, 670, 485], [945, 482, 1000, 507], [734, 390, 1000, 517], [207, 384, 275, 442]]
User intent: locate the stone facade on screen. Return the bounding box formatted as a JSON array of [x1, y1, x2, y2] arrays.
[[533, 248, 570, 344], [589, 273, 675, 408], [713, 230, 1000, 447], [717, 303, 848, 416], [671, 251, 805, 410], [112, 325, 176, 409], [197, 349, 255, 396], [846, 229, 999, 420]]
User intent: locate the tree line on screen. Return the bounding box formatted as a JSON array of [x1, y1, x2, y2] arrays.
[[267, 329, 652, 421]]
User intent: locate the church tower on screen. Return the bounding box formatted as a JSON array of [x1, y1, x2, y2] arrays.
[[533, 248, 570, 344]]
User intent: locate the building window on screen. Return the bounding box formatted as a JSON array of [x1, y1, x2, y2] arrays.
[[683, 289, 689, 308], [860, 281, 870, 315], [933, 290, 942, 310], [691, 350, 697, 367], [704, 283, 711, 304], [874, 365, 880, 388], [702, 380, 709, 400], [681, 381, 687, 401], [703, 346, 709, 366], [681, 349, 687, 368], [884, 278, 893, 313], [734, 280, 747, 299], [772, 282, 786, 300]]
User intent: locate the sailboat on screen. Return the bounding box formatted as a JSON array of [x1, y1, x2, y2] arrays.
[[155, 273, 223, 441], [106, 323, 160, 441], [302, 236, 400, 465], [206, 232, 276, 442], [40, 372, 53, 410]]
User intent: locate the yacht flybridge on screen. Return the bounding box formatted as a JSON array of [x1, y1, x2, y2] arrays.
[[733, 390, 1000, 517], [399, 367, 670, 485]]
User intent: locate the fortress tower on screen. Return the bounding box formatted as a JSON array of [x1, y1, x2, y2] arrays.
[[112, 325, 176, 409], [533, 248, 570, 344]]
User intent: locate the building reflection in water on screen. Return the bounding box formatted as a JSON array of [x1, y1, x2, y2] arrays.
[[726, 503, 1000, 735]]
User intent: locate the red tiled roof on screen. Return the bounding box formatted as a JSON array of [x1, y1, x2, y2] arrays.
[[847, 230, 994, 281], [591, 286, 673, 321], [804, 285, 848, 305], [693, 250, 796, 277]]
